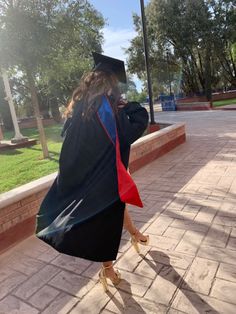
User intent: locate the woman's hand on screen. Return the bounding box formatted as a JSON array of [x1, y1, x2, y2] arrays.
[[118, 98, 128, 108]]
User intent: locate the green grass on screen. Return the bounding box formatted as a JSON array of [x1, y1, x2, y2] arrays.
[[212, 98, 236, 107], [0, 124, 63, 193]]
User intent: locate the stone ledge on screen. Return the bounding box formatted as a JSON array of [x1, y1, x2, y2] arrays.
[[176, 102, 212, 111], [0, 139, 37, 151], [0, 173, 57, 210], [132, 123, 185, 148]]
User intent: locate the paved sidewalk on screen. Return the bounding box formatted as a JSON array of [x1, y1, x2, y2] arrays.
[[213, 104, 236, 110], [0, 110, 236, 313]]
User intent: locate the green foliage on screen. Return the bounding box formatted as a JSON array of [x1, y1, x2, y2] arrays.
[[209, 1, 236, 89], [119, 76, 137, 94], [126, 3, 182, 96], [232, 43, 236, 61], [40, 1, 105, 95], [0, 1, 52, 69], [126, 0, 236, 96], [118, 75, 147, 103], [0, 0, 105, 118], [127, 90, 147, 103]]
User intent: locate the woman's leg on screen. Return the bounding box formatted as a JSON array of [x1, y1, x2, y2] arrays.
[[123, 206, 136, 234], [101, 261, 120, 283], [123, 207, 148, 242], [102, 208, 137, 275]]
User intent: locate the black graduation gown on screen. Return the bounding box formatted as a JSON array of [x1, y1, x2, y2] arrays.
[[36, 100, 148, 262]]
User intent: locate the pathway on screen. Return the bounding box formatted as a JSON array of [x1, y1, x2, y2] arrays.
[[0, 110, 236, 313]]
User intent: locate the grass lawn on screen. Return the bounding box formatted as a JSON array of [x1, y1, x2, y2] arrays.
[[0, 124, 63, 194], [212, 98, 236, 107]]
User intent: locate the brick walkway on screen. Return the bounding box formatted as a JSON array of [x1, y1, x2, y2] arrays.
[[0, 110, 236, 313]]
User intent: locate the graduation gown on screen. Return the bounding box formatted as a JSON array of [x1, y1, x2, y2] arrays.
[[36, 97, 148, 262]]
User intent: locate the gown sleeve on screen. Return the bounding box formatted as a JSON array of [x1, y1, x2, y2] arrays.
[[61, 117, 72, 137], [117, 101, 149, 146]]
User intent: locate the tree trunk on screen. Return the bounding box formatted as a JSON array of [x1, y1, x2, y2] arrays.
[[38, 94, 50, 119], [50, 98, 62, 123], [26, 68, 49, 159]]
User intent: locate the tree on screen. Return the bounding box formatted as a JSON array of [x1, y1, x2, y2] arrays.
[[209, 0, 236, 89], [127, 90, 147, 103], [118, 75, 137, 94], [0, 1, 55, 157], [126, 6, 181, 98], [38, 1, 104, 120], [233, 43, 236, 61], [126, 0, 236, 97], [0, 0, 104, 157]]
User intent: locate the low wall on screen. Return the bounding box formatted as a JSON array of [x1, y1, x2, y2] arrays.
[[129, 123, 185, 171], [0, 122, 185, 253], [176, 102, 212, 111], [18, 118, 58, 129], [212, 90, 236, 101], [177, 90, 236, 104]]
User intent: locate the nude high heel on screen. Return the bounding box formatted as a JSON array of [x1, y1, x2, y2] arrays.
[[131, 229, 149, 253], [99, 264, 121, 292]]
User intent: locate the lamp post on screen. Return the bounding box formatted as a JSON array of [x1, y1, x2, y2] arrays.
[[1, 69, 27, 143], [166, 48, 172, 95], [0, 123, 3, 142], [139, 0, 155, 124]]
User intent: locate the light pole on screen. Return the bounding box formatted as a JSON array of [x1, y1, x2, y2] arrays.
[[166, 48, 172, 95], [1, 69, 28, 143], [139, 0, 155, 124]]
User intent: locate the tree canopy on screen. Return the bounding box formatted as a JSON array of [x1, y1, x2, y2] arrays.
[[0, 0, 105, 113], [126, 0, 236, 98], [0, 0, 105, 157]]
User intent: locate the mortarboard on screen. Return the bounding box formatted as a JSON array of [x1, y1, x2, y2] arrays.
[[92, 52, 127, 84]]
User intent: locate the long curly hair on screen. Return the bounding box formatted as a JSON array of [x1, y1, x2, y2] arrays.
[[65, 70, 121, 118]]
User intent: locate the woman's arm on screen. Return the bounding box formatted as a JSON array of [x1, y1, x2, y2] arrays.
[[117, 101, 149, 146]]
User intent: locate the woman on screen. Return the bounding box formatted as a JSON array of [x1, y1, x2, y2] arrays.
[[36, 53, 149, 292]]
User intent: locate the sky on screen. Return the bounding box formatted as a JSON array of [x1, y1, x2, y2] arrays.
[[89, 1, 149, 91]]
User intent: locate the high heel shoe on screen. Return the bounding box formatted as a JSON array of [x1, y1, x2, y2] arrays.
[[99, 264, 121, 292], [131, 229, 149, 253]]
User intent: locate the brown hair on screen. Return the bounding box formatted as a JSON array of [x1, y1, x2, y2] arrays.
[[65, 70, 121, 118]]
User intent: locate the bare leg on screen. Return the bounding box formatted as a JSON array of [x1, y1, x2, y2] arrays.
[[123, 207, 148, 242], [123, 206, 136, 234], [100, 208, 135, 283], [101, 208, 148, 284]]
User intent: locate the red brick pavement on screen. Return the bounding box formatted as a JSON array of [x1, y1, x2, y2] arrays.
[[0, 110, 236, 313]]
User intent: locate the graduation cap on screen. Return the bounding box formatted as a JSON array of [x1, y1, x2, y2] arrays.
[[92, 52, 127, 84]]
